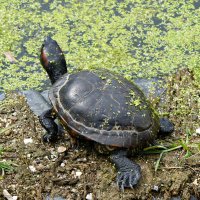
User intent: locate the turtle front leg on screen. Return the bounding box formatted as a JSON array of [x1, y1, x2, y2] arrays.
[[110, 150, 141, 191], [39, 108, 58, 142]]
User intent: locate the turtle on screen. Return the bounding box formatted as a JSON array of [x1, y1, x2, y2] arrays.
[[39, 36, 174, 191]]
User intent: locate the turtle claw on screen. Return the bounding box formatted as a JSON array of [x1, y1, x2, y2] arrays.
[[42, 133, 57, 143], [116, 167, 141, 191], [110, 150, 141, 191]]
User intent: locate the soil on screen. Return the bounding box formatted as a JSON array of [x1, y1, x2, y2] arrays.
[[0, 70, 199, 200]]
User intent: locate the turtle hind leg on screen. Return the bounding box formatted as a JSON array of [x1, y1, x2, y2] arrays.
[[110, 150, 141, 191], [159, 118, 174, 135], [39, 108, 58, 142]]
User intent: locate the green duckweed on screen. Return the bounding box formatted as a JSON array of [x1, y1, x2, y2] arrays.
[[0, 0, 200, 92]]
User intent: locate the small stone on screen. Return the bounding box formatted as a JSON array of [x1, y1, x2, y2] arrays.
[[192, 179, 198, 186], [50, 151, 58, 160], [195, 128, 200, 135], [71, 188, 77, 193], [60, 163, 65, 167], [29, 165, 36, 172], [86, 193, 93, 200], [77, 157, 87, 162], [57, 146, 67, 153], [27, 154, 31, 158], [44, 156, 49, 160], [75, 171, 82, 178], [24, 138, 33, 144], [152, 185, 159, 191]]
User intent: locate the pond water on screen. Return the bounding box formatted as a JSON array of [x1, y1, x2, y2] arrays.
[[0, 0, 200, 92]]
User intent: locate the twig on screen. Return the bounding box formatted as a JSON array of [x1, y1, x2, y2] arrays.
[[162, 166, 184, 169]]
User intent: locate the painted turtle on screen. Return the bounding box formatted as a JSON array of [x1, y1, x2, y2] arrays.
[[39, 37, 174, 190]]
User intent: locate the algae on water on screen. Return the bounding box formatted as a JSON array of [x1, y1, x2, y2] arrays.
[[0, 0, 200, 92]]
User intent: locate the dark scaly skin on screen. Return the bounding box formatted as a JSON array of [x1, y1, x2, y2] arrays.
[[40, 36, 67, 84], [39, 37, 174, 191], [159, 118, 174, 134], [110, 150, 141, 191], [39, 108, 58, 142], [39, 37, 67, 142]]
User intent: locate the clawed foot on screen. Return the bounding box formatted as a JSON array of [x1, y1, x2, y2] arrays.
[[42, 133, 57, 143], [116, 165, 141, 191], [110, 150, 142, 191]]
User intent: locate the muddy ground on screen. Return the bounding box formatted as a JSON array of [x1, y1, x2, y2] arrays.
[[0, 69, 199, 200]]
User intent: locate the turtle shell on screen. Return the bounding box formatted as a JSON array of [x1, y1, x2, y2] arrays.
[[49, 69, 160, 148]]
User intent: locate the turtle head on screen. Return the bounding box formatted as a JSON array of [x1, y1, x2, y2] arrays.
[[40, 36, 67, 84]]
